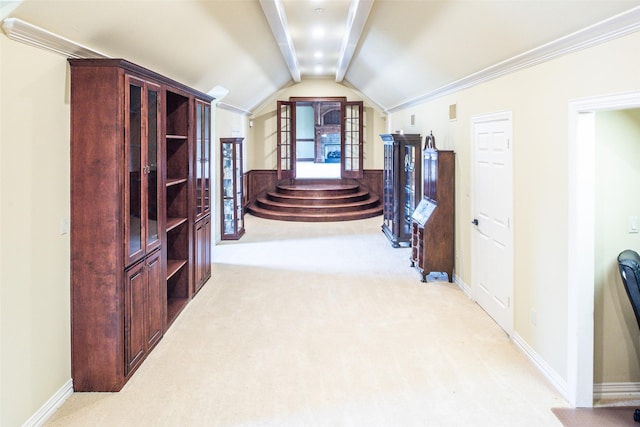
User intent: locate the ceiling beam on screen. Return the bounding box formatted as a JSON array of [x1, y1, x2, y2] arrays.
[[336, 0, 374, 82], [259, 0, 301, 83]]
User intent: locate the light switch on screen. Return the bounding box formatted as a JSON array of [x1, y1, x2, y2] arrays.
[[629, 216, 639, 233], [60, 217, 69, 235]]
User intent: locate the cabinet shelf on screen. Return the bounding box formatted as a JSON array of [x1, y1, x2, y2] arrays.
[[166, 177, 188, 187], [167, 297, 188, 326], [166, 134, 188, 140], [166, 259, 187, 280], [166, 217, 187, 232]]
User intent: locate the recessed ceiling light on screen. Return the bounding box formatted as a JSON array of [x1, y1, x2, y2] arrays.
[[314, 51, 323, 58], [315, 8, 324, 13], [312, 27, 324, 38], [314, 65, 323, 73]]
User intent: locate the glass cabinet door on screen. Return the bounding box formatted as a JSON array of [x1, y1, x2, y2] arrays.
[[203, 105, 211, 213], [403, 143, 417, 238], [127, 77, 144, 264], [125, 76, 161, 265], [235, 143, 243, 232], [195, 102, 203, 217], [146, 84, 161, 253], [220, 137, 245, 240], [195, 100, 211, 220]]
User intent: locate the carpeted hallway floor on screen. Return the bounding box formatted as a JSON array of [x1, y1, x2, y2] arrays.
[[46, 214, 568, 426]]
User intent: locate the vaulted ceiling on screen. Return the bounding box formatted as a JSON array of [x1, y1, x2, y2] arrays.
[[3, 0, 640, 114]]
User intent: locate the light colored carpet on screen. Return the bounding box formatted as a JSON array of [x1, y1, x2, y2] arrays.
[[46, 214, 567, 426]]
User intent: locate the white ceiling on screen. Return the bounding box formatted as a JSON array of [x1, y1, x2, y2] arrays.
[[3, 0, 640, 114]]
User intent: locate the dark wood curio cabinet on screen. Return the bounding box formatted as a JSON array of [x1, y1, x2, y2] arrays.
[[221, 137, 245, 240], [69, 59, 213, 391], [380, 133, 422, 247], [410, 147, 455, 282]]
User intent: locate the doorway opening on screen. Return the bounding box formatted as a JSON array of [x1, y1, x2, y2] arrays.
[[276, 97, 363, 181], [295, 101, 341, 179], [568, 90, 640, 407]]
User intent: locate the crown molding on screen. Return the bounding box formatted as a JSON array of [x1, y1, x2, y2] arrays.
[[1, 17, 108, 58], [387, 6, 640, 113]]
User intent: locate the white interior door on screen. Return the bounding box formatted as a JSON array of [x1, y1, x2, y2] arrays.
[[472, 112, 514, 334]]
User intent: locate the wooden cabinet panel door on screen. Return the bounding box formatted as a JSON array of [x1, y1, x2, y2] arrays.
[[125, 261, 146, 375], [125, 250, 163, 375], [145, 250, 163, 349], [194, 215, 211, 293]]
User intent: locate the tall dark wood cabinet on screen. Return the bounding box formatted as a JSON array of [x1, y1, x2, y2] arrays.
[[221, 137, 245, 240], [380, 133, 422, 247], [69, 59, 213, 391], [410, 148, 455, 282]]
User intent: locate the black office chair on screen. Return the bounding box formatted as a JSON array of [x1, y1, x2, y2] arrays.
[[617, 249, 640, 423]]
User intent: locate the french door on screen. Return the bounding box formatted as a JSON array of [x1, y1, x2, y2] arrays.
[[276, 99, 364, 179], [342, 101, 364, 179], [277, 100, 295, 179]]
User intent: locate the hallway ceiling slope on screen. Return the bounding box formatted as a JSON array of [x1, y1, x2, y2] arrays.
[[5, 0, 640, 114]]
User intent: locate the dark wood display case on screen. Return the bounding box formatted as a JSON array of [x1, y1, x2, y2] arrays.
[[410, 147, 455, 282], [69, 59, 213, 391], [221, 137, 245, 240], [380, 133, 422, 247]]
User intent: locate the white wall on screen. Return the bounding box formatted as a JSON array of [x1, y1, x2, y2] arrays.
[[388, 29, 640, 390], [1, 36, 71, 426]]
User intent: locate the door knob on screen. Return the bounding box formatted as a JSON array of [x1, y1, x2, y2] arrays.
[[471, 218, 479, 226]]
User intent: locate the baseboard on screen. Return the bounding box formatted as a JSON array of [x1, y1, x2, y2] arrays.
[[594, 382, 640, 400], [511, 331, 569, 401], [22, 379, 73, 427], [453, 273, 473, 299]]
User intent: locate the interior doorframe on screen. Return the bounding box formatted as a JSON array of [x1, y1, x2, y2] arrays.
[[568, 90, 640, 407], [470, 110, 514, 335]]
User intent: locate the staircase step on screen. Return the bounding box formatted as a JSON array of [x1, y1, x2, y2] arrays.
[[247, 179, 382, 222], [265, 188, 371, 205], [247, 204, 383, 222], [255, 194, 381, 214]]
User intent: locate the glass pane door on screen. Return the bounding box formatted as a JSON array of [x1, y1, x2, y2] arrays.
[[235, 143, 243, 232], [127, 78, 143, 262], [403, 143, 417, 237], [277, 100, 295, 179], [203, 104, 211, 212], [342, 101, 364, 179], [146, 85, 160, 250], [196, 102, 203, 216]]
